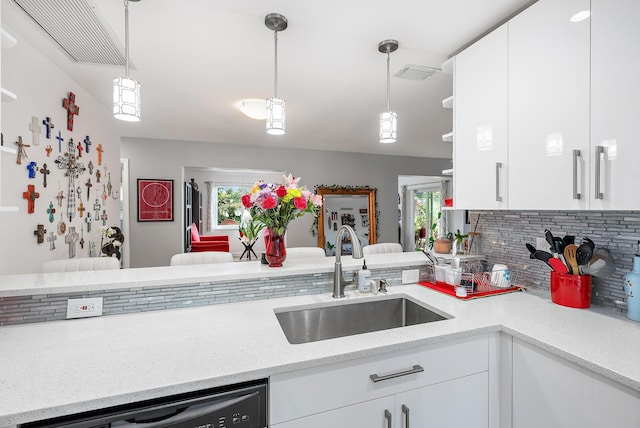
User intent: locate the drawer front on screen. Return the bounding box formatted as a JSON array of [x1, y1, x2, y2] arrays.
[[270, 334, 489, 424]]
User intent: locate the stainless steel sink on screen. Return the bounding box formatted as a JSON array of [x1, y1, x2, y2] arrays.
[[275, 296, 450, 344]]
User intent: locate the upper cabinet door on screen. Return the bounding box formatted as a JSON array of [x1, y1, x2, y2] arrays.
[[590, 0, 640, 210], [507, 0, 591, 210], [454, 24, 508, 210]]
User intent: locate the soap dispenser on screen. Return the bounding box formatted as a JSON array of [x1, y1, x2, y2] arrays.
[[624, 241, 640, 322], [358, 259, 372, 293]]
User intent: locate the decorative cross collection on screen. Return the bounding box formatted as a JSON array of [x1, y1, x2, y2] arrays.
[[62, 91, 80, 131], [14, 90, 116, 264]]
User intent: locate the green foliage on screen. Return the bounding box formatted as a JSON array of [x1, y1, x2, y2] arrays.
[[217, 186, 243, 224]]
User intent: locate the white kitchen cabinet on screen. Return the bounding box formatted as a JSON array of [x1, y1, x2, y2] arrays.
[[454, 24, 508, 209], [507, 0, 590, 210], [590, 0, 640, 210], [512, 338, 640, 428], [395, 371, 488, 428], [270, 334, 492, 427]]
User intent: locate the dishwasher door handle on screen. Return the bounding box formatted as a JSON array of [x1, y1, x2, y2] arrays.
[[117, 391, 259, 428]]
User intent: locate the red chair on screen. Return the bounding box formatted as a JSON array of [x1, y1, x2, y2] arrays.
[[190, 224, 230, 252]]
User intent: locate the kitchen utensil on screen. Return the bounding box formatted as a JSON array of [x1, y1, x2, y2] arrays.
[[576, 242, 593, 267], [553, 237, 565, 255], [564, 244, 579, 275], [589, 248, 615, 278], [581, 258, 605, 275], [545, 229, 556, 254], [562, 235, 575, 247], [582, 237, 596, 251], [533, 250, 553, 268], [526, 243, 537, 258], [549, 257, 569, 274]]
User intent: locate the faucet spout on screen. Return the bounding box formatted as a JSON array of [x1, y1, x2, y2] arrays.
[[333, 225, 364, 298]]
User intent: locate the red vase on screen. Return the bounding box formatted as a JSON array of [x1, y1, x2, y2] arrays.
[[265, 227, 287, 267]]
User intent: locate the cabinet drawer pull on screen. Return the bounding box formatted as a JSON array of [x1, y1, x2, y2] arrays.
[[495, 162, 503, 202], [369, 364, 424, 383], [402, 404, 410, 428], [384, 409, 392, 428], [572, 149, 581, 200], [594, 146, 605, 200]]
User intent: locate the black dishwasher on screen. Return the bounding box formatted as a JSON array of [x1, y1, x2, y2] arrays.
[[19, 379, 267, 428]]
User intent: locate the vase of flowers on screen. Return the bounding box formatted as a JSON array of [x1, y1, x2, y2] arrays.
[[242, 174, 322, 267]]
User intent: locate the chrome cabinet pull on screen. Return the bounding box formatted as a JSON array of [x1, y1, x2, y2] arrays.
[[402, 404, 410, 428], [594, 146, 605, 200], [495, 162, 503, 202], [572, 149, 581, 200], [385, 409, 392, 428], [369, 364, 424, 383]]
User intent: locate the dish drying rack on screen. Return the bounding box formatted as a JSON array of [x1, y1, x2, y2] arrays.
[[420, 262, 520, 298]]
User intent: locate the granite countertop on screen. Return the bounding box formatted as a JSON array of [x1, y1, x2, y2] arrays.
[[1, 281, 639, 427]]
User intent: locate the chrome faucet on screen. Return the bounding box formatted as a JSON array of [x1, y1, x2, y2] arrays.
[[333, 225, 364, 298]]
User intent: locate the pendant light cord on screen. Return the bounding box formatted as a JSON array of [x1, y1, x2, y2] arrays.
[[386, 48, 391, 111], [273, 28, 279, 98], [124, 0, 130, 78]]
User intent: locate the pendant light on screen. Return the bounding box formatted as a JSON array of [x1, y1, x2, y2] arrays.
[[265, 13, 288, 135], [378, 39, 399, 143], [113, 0, 141, 122]]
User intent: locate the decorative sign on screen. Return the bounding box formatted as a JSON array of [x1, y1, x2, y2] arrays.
[[137, 179, 173, 222]]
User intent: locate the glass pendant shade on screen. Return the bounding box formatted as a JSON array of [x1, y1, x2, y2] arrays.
[[113, 77, 141, 122], [266, 97, 286, 135], [379, 110, 397, 143]]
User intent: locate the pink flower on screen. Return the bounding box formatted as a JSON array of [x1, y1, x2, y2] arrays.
[[262, 196, 277, 210], [276, 186, 287, 198], [284, 173, 301, 188], [310, 194, 323, 206], [293, 197, 307, 210], [241, 194, 252, 208]]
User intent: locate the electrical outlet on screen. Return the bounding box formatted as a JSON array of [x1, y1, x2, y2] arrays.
[[402, 269, 420, 284], [536, 237, 549, 253], [66, 297, 103, 319]]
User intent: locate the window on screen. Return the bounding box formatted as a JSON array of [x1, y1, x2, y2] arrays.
[[214, 185, 247, 227]]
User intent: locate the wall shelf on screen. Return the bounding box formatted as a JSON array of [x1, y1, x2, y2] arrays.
[[442, 95, 454, 109], [1, 29, 17, 49], [1, 87, 17, 103], [441, 168, 454, 176], [0, 145, 17, 155], [442, 131, 454, 142]]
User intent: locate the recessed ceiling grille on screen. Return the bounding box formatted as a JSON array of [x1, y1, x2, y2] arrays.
[[394, 64, 441, 81], [11, 0, 126, 66]]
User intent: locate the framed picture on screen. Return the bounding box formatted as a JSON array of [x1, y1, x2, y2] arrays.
[[137, 179, 174, 221]]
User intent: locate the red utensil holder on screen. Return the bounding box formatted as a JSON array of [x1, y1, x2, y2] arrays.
[[550, 271, 591, 308]]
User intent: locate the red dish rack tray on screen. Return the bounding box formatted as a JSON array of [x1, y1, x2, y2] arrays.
[[418, 262, 522, 300]]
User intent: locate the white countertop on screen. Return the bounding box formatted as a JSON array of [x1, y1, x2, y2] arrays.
[[1, 282, 639, 427], [0, 252, 432, 297]]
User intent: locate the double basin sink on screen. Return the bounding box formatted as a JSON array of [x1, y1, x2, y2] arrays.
[[275, 295, 451, 344]]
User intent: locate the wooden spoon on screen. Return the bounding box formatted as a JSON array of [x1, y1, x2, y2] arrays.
[[564, 244, 579, 275]]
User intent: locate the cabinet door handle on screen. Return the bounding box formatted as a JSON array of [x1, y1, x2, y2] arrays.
[[384, 409, 392, 428], [402, 404, 410, 428], [572, 149, 581, 200], [594, 146, 605, 200], [370, 364, 424, 383], [495, 162, 503, 202]]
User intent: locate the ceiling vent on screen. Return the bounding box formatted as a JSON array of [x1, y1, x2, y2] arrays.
[[394, 64, 441, 81], [11, 0, 126, 66]]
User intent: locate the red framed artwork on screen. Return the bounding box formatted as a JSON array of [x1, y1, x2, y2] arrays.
[[137, 179, 174, 221]]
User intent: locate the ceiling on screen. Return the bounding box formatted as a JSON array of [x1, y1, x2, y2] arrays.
[[3, 0, 535, 159]]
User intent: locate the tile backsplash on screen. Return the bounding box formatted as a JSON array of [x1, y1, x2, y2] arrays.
[[473, 210, 640, 313]]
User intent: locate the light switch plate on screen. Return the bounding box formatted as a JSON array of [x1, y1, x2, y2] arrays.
[[66, 297, 103, 319], [402, 269, 420, 284]]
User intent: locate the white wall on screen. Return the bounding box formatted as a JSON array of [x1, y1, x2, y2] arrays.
[[0, 24, 121, 275], [122, 137, 450, 268]]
